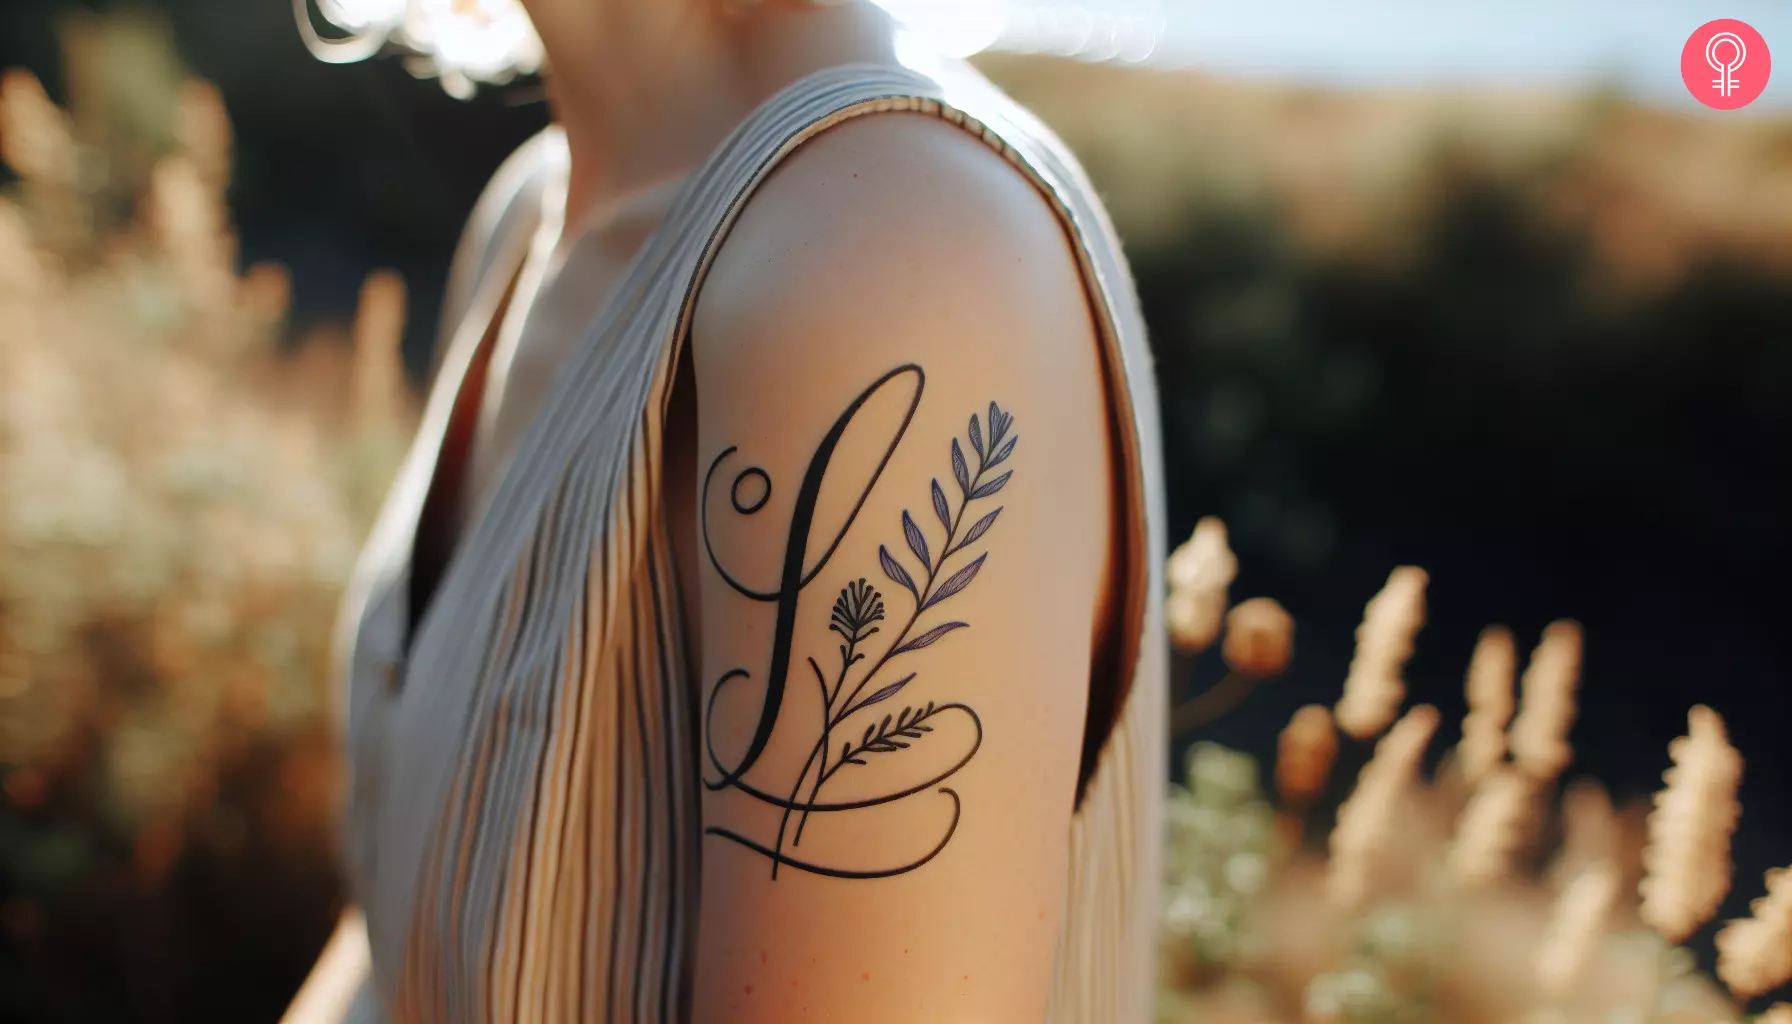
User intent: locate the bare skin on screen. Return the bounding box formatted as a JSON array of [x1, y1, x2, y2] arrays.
[[290, 2, 1120, 1020], [685, 108, 1117, 1021]]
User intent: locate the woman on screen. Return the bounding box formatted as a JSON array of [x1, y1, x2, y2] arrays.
[[285, 1, 1166, 1020]]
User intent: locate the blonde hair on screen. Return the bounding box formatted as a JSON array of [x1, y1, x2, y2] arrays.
[[299, 0, 543, 98], [299, 0, 846, 98]]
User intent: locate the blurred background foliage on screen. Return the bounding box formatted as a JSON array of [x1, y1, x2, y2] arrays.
[[0, 13, 415, 1019], [0, 2, 1788, 1021]]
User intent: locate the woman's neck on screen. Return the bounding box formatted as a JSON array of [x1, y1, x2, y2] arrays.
[[520, 0, 900, 244]]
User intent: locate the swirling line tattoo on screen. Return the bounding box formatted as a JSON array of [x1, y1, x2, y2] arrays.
[[701, 364, 1020, 880]]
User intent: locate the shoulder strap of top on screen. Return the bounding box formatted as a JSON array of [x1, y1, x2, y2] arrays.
[[426, 129, 559, 383], [669, 61, 1165, 795]]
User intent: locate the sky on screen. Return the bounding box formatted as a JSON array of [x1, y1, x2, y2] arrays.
[[884, 0, 1792, 113]]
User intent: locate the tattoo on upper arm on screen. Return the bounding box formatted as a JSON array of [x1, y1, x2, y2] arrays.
[[699, 364, 1020, 881]]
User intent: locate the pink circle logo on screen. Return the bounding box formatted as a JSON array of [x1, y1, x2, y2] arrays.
[[1682, 19, 1771, 110]]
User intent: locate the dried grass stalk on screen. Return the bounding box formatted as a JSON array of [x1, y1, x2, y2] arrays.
[[1328, 704, 1439, 910], [1276, 704, 1339, 807], [1536, 859, 1620, 999], [1334, 567, 1428, 740], [1639, 706, 1743, 943], [1166, 516, 1236, 653], [1507, 621, 1583, 782], [1459, 625, 1516, 783], [1716, 866, 1792, 999], [1447, 768, 1538, 888]]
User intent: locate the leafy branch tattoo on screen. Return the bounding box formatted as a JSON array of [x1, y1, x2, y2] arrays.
[[699, 364, 1020, 880]]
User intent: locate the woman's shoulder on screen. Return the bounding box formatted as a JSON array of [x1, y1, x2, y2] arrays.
[[691, 85, 1095, 365]]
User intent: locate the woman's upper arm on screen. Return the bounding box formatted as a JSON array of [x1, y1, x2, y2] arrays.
[[687, 112, 1115, 1023]]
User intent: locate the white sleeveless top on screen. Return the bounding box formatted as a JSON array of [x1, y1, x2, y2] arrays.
[[334, 60, 1167, 1022]]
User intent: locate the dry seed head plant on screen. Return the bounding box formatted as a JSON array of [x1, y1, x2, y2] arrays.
[[1446, 767, 1538, 890], [1716, 867, 1792, 1001], [1165, 520, 1297, 737], [1223, 597, 1296, 680], [1549, 777, 1622, 889], [0, 23, 414, 1008], [1158, 519, 1791, 1024], [1167, 515, 1238, 653], [1333, 566, 1427, 740], [1535, 858, 1621, 1000], [1459, 624, 1517, 784], [1509, 621, 1585, 784], [1638, 705, 1744, 945], [1326, 703, 1440, 911], [1276, 704, 1339, 808]]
